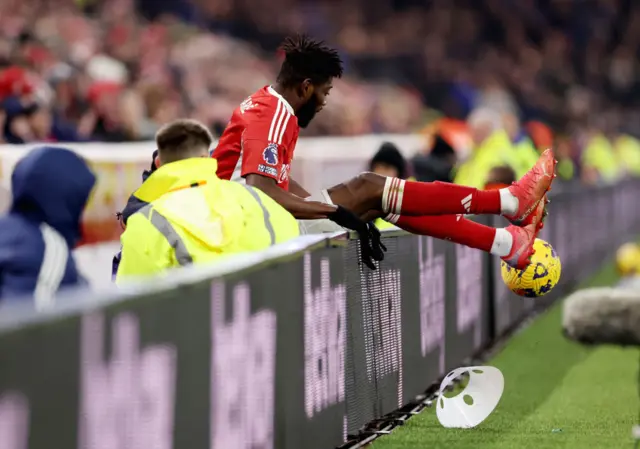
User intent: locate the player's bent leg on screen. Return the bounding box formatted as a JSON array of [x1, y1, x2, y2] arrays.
[[325, 149, 556, 222], [389, 214, 506, 254], [326, 172, 506, 218], [388, 199, 545, 269], [325, 174, 386, 217]]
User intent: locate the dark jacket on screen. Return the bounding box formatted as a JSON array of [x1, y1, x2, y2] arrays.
[[0, 146, 96, 302], [411, 134, 456, 183], [412, 154, 455, 183], [111, 151, 158, 279], [2, 97, 86, 144]]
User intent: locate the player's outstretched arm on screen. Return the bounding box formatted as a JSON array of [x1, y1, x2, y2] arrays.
[[246, 174, 337, 219], [288, 177, 311, 199], [246, 174, 386, 269]]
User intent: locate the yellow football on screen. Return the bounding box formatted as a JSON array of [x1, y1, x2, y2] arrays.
[[501, 238, 561, 298], [615, 242, 640, 276]]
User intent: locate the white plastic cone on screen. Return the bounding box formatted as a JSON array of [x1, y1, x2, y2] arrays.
[[435, 366, 504, 429]]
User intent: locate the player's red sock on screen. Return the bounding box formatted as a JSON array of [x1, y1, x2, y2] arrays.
[[382, 178, 510, 216], [385, 214, 513, 256]]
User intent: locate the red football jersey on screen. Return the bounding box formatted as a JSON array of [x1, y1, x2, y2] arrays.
[[214, 85, 300, 191]]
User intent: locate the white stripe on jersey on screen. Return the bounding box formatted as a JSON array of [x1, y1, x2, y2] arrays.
[[267, 98, 292, 145], [232, 91, 293, 183], [273, 105, 288, 144], [276, 112, 291, 145], [267, 85, 295, 114], [267, 100, 282, 142]]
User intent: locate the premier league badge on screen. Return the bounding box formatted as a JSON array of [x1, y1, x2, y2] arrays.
[[263, 143, 279, 166]]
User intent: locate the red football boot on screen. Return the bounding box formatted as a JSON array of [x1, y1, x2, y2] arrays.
[[512, 194, 549, 234], [502, 222, 537, 269], [504, 149, 557, 225]]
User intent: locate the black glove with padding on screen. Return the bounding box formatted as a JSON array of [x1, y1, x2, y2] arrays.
[[328, 206, 387, 269]]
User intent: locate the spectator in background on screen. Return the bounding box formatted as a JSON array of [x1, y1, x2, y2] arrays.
[[554, 136, 578, 182], [526, 121, 555, 154], [454, 108, 518, 189], [613, 132, 640, 178], [503, 111, 539, 177], [581, 117, 621, 184], [368, 142, 411, 231], [368, 142, 408, 180], [0, 66, 38, 143], [527, 120, 577, 182], [84, 81, 129, 142], [0, 146, 96, 305], [1, 96, 38, 144], [1, 0, 640, 179], [0, 1, 429, 142], [485, 165, 516, 190], [27, 107, 85, 143], [412, 133, 456, 183]]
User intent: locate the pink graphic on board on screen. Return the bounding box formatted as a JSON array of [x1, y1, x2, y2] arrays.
[[455, 245, 483, 348], [78, 312, 177, 449], [418, 236, 446, 375], [303, 253, 347, 418], [210, 282, 276, 449], [0, 392, 29, 449]]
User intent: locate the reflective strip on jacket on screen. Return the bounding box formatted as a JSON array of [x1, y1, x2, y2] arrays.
[[116, 158, 300, 283]]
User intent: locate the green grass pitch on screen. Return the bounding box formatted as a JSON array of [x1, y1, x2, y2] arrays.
[[373, 262, 639, 449]]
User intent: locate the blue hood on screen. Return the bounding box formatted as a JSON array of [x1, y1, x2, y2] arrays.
[[10, 146, 96, 246]]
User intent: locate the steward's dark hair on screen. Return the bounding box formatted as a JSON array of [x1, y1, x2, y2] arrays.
[[155, 119, 213, 163], [276, 34, 343, 88]]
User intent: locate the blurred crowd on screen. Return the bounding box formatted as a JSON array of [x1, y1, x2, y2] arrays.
[[1, 0, 640, 184], [0, 0, 424, 143], [370, 107, 640, 189]]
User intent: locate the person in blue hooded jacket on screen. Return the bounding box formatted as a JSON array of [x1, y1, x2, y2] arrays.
[[0, 146, 96, 305]]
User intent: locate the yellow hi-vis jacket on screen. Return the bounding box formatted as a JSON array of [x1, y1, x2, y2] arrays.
[[581, 133, 620, 182], [116, 158, 300, 283], [454, 129, 519, 189], [614, 134, 640, 177], [513, 136, 540, 177]]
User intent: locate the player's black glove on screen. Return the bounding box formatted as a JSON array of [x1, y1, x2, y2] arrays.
[[328, 206, 386, 270], [367, 221, 387, 261], [357, 222, 387, 270]]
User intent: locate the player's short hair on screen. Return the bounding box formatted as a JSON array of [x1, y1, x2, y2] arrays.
[[155, 119, 213, 163], [277, 35, 344, 88]]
